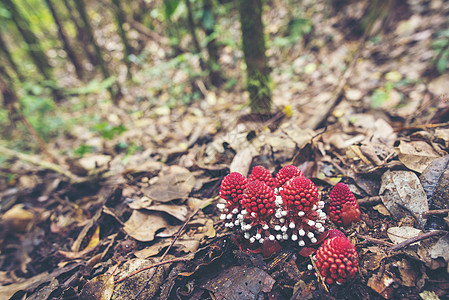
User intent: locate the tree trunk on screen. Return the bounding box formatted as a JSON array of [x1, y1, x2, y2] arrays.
[[44, 0, 84, 79], [73, 0, 122, 102], [238, 0, 272, 114], [111, 0, 132, 79], [3, 0, 53, 81], [62, 0, 98, 67], [0, 31, 25, 82], [203, 0, 223, 86]]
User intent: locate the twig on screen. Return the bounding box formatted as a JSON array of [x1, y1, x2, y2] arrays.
[[390, 230, 447, 252], [115, 257, 190, 284], [357, 234, 394, 247], [133, 207, 203, 299], [0, 144, 85, 183], [309, 254, 329, 293], [357, 196, 383, 206], [422, 209, 449, 217]]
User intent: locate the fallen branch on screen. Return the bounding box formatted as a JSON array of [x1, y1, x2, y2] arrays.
[[422, 209, 449, 217], [357, 234, 394, 247], [0, 144, 85, 183], [390, 230, 447, 252], [357, 196, 383, 206]]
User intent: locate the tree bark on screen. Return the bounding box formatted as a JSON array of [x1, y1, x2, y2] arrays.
[[238, 0, 272, 114], [203, 0, 223, 86], [73, 0, 122, 102], [3, 0, 53, 81], [0, 31, 25, 82], [62, 0, 98, 67], [111, 0, 132, 79], [44, 0, 84, 79]]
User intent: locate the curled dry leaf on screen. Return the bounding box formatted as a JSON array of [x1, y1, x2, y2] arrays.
[[123, 211, 172, 242], [396, 141, 439, 173], [420, 155, 449, 229], [143, 165, 196, 202], [380, 170, 429, 228], [387, 226, 422, 245]]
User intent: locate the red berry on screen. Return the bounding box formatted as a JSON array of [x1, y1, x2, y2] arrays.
[[280, 176, 319, 214], [315, 236, 359, 284], [242, 180, 276, 222], [220, 172, 248, 209], [249, 166, 275, 188], [328, 183, 360, 227], [275, 165, 303, 188]]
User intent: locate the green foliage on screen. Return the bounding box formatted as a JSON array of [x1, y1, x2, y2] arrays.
[[73, 144, 95, 157], [66, 77, 117, 95], [164, 0, 181, 20], [91, 122, 127, 140], [20, 83, 64, 141], [272, 15, 313, 47], [431, 28, 449, 74], [370, 81, 394, 108]]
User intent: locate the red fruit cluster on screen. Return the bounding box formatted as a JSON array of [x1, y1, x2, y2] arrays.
[[315, 236, 359, 284], [242, 180, 276, 222], [220, 172, 248, 210], [249, 166, 276, 188], [280, 176, 319, 214], [328, 183, 360, 227], [275, 165, 303, 188]]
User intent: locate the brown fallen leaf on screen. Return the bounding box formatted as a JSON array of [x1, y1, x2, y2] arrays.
[[396, 140, 440, 173], [79, 274, 114, 300], [123, 210, 177, 242]]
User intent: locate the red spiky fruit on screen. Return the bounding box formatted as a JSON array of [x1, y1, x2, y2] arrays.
[[249, 166, 275, 188], [328, 183, 360, 227], [315, 236, 359, 285], [241, 180, 276, 222], [275, 165, 303, 188], [220, 172, 248, 210], [280, 176, 319, 214]]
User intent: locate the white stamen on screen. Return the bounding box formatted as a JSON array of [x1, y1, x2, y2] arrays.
[[220, 214, 226, 220], [291, 234, 298, 241], [307, 264, 313, 270], [315, 223, 323, 228], [232, 208, 239, 214], [311, 237, 317, 243], [289, 222, 296, 229], [276, 234, 283, 240], [251, 212, 257, 218], [312, 205, 317, 210], [318, 227, 325, 232], [269, 235, 275, 241], [244, 224, 252, 230], [241, 209, 247, 215], [281, 226, 288, 232], [259, 239, 264, 244], [298, 211, 305, 217], [255, 233, 261, 240], [280, 218, 285, 223], [226, 214, 233, 219], [307, 232, 315, 239], [217, 203, 225, 210], [283, 233, 289, 240], [298, 240, 305, 246], [308, 220, 315, 226], [249, 237, 255, 243], [281, 211, 288, 216], [244, 233, 250, 239], [262, 224, 269, 230], [298, 229, 305, 236], [275, 225, 281, 231]]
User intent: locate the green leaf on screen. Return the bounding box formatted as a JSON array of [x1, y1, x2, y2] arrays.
[[436, 51, 449, 74], [371, 88, 389, 108], [164, 0, 181, 20]]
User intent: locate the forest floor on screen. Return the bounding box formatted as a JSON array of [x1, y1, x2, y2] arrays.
[[1, 0, 449, 299]]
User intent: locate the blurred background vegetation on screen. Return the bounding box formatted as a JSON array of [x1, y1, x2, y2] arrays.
[[0, 0, 448, 170]]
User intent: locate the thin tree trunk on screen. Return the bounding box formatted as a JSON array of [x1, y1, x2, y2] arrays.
[[238, 0, 272, 114], [0, 31, 25, 82], [111, 0, 132, 79], [73, 0, 122, 102], [62, 0, 98, 67], [3, 0, 53, 81], [44, 0, 84, 79], [203, 0, 223, 86]]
